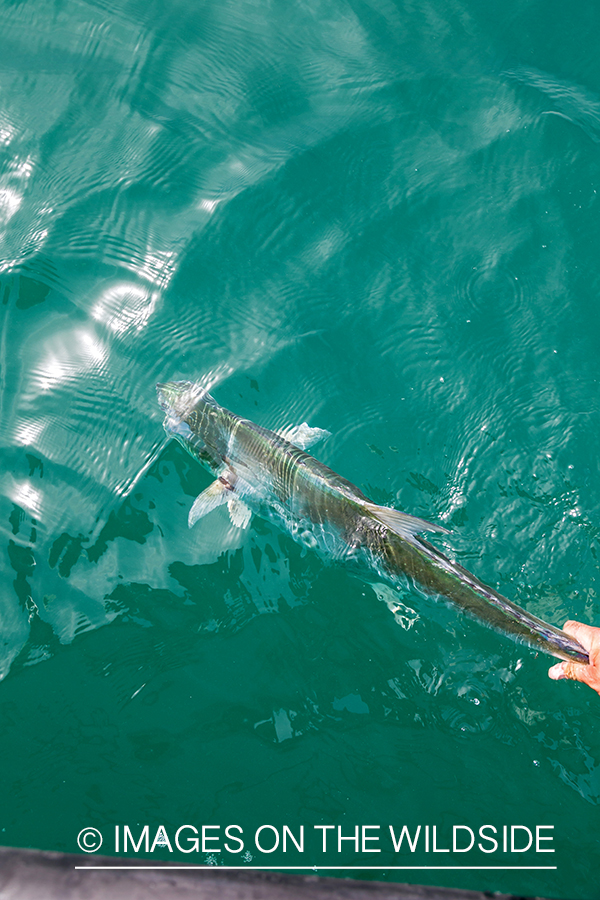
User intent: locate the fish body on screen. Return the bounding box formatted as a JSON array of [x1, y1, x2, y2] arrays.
[[156, 380, 589, 665]]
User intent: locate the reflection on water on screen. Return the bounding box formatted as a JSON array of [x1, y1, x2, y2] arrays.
[[1, 0, 600, 890], [505, 66, 600, 143], [91, 283, 160, 336]]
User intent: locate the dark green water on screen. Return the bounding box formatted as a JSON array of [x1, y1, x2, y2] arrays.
[[1, 0, 600, 896]]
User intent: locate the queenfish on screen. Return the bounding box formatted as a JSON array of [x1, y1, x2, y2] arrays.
[[156, 380, 588, 665]]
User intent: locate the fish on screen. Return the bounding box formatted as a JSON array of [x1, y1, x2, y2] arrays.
[[156, 380, 589, 665]]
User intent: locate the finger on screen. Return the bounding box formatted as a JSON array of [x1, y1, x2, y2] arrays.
[[548, 660, 591, 682], [548, 662, 568, 681]]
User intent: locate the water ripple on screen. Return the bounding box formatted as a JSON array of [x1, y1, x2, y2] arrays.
[[1, 5, 599, 871], [452, 256, 525, 321]]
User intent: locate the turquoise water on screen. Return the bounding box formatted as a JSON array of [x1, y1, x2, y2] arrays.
[[2, 0, 600, 895]]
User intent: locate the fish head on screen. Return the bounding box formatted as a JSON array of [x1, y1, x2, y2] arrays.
[[156, 380, 205, 417], [156, 380, 224, 469]]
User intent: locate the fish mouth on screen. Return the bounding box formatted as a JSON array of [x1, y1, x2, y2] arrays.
[[156, 383, 169, 412], [156, 382, 178, 412]]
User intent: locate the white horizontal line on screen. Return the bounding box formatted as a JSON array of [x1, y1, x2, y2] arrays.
[[75, 865, 557, 871]]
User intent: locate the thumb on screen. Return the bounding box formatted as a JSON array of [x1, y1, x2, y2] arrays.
[[548, 660, 600, 695], [548, 661, 582, 681]]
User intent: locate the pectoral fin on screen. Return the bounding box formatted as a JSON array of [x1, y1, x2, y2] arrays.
[[364, 502, 450, 541], [227, 496, 252, 529], [277, 422, 331, 450], [188, 480, 229, 527]]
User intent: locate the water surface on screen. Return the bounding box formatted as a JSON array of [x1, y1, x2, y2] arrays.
[[1, 0, 600, 896]]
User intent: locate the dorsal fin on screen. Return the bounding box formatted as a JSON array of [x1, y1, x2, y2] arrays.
[[364, 502, 450, 541]]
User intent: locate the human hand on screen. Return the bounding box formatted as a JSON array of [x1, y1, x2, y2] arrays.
[[548, 621, 600, 695]]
